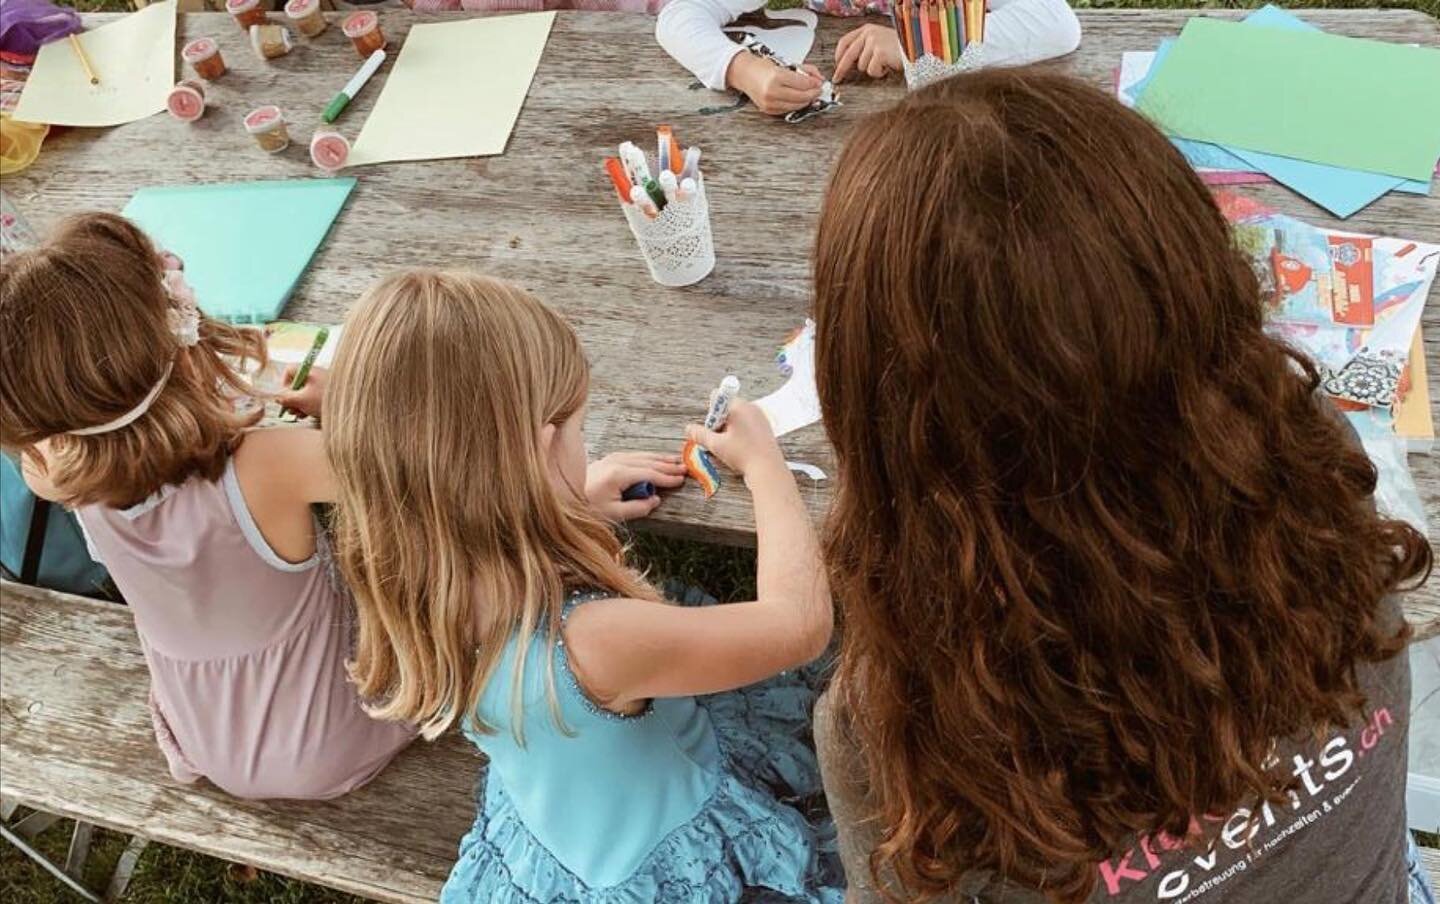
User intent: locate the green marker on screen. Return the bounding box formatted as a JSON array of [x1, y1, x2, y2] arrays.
[[289, 327, 330, 393], [642, 176, 667, 212], [322, 49, 385, 124]]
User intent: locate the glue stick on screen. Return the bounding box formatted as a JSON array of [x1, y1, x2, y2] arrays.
[[244, 105, 290, 154], [250, 23, 294, 61], [342, 11, 385, 58], [284, 0, 328, 38], [166, 80, 207, 122], [226, 0, 267, 31], [182, 37, 227, 80]]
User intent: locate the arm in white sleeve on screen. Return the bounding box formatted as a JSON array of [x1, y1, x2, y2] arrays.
[[656, 0, 767, 92], [978, 0, 1081, 68]]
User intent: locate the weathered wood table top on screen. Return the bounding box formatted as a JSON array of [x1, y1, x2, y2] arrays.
[[6, 7, 1440, 633]]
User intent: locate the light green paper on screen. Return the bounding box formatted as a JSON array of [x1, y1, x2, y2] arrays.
[[122, 178, 356, 324], [1136, 18, 1440, 182]]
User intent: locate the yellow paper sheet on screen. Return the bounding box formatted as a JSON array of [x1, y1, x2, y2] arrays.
[[348, 12, 555, 166], [1395, 325, 1433, 449], [13, 1, 176, 128]]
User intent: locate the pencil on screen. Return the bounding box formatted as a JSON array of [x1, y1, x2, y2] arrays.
[[69, 34, 98, 86], [909, 0, 923, 62], [938, 0, 951, 63]]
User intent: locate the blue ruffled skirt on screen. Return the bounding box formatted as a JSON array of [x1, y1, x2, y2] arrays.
[[440, 585, 841, 904]]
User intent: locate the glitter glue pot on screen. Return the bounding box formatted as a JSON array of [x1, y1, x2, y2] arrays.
[[244, 105, 290, 153], [342, 11, 384, 58], [284, 0, 327, 38], [250, 23, 293, 60], [226, 0, 267, 31], [182, 37, 226, 80], [167, 80, 206, 122]]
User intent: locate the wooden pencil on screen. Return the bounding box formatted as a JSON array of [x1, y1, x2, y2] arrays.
[[69, 34, 98, 86]]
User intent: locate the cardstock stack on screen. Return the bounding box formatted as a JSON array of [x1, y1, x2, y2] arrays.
[[1123, 6, 1440, 217], [123, 178, 357, 324]]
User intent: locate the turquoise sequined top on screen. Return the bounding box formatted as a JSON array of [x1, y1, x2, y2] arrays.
[[440, 589, 842, 902]]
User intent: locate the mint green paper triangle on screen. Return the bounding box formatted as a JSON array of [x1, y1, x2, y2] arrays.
[[122, 178, 356, 324]]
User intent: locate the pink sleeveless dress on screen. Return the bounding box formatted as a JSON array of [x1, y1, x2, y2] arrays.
[[76, 458, 414, 800]]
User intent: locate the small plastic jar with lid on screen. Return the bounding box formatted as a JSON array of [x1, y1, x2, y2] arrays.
[[342, 11, 384, 58], [249, 23, 294, 60], [244, 105, 290, 154], [181, 37, 226, 80], [166, 80, 207, 122], [284, 0, 327, 38], [226, 0, 268, 30], [310, 130, 350, 172]]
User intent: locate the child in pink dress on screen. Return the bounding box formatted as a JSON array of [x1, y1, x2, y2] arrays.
[[0, 213, 413, 799]]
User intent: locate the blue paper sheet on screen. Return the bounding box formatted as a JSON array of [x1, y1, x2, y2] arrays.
[[1134, 7, 1431, 218], [122, 178, 356, 324]]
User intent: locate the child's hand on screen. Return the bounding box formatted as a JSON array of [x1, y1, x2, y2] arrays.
[[729, 52, 824, 116], [277, 365, 328, 420], [834, 24, 904, 83], [685, 401, 785, 480], [585, 452, 687, 521]]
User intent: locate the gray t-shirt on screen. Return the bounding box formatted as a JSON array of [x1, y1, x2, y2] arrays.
[[815, 595, 1411, 904]]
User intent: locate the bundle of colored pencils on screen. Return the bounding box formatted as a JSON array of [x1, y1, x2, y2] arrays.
[[890, 0, 985, 65]]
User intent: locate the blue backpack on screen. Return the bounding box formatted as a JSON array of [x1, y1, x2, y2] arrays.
[[0, 453, 112, 597]]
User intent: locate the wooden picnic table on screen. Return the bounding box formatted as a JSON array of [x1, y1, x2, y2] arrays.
[[6, 8, 1440, 601], [5, 11, 1440, 900]]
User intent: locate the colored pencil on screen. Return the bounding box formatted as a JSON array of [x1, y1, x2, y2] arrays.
[[930, 2, 943, 58], [895, 5, 911, 63], [950, 0, 960, 54], [910, 0, 924, 61], [902, 0, 915, 61], [938, 0, 951, 63], [69, 34, 98, 86], [918, 0, 931, 57]]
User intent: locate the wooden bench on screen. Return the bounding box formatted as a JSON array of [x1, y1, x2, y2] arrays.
[[2, 581, 466, 902]]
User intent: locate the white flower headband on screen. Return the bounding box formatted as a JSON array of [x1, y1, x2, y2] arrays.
[[66, 252, 202, 437]]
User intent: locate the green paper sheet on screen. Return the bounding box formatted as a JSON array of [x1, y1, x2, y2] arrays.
[[1136, 18, 1440, 182], [122, 178, 356, 324]]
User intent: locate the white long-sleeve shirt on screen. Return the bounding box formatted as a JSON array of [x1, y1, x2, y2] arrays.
[[657, 0, 1082, 92]]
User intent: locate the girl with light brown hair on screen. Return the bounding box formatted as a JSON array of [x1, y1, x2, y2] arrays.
[[810, 70, 1434, 903], [0, 212, 414, 798], [297, 269, 841, 901]]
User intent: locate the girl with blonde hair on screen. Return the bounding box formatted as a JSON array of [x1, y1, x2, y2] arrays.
[[303, 268, 840, 902]]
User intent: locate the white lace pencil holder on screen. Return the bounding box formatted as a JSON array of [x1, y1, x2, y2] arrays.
[[902, 44, 985, 91], [622, 178, 716, 288]]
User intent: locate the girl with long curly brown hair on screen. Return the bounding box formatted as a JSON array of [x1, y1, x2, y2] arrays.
[[810, 69, 1434, 903]]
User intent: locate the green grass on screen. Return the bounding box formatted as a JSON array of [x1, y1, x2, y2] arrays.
[[6, 0, 1436, 899]]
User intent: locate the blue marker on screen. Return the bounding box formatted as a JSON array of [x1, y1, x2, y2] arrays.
[[621, 481, 656, 502]]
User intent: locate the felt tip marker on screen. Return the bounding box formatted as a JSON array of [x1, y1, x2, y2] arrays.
[[642, 176, 666, 212], [630, 184, 658, 219], [604, 157, 633, 204], [323, 49, 385, 123], [619, 141, 651, 185], [281, 326, 329, 419], [659, 170, 678, 204], [680, 146, 702, 182], [704, 375, 740, 430], [621, 481, 656, 502], [678, 177, 697, 202]]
